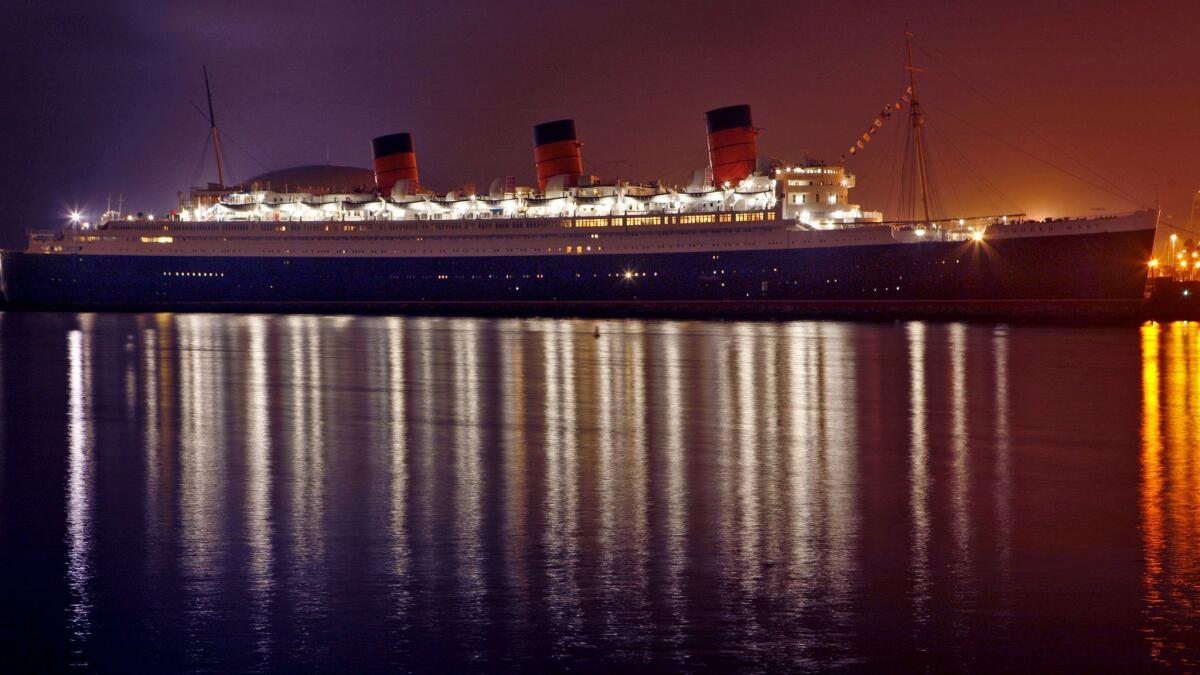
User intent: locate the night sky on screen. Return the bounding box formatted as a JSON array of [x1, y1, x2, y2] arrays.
[[4, 0, 1198, 245]]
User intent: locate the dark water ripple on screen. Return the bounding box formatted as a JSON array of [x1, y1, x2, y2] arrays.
[[0, 312, 1198, 672]]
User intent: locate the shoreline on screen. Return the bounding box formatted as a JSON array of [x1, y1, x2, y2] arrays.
[[2, 297, 1196, 324]]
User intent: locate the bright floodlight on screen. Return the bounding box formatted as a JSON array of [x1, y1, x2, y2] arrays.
[[69, 210, 82, 223], [972, 230, 984, 242]]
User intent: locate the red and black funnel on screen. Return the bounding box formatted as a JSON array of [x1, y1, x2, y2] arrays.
[[533, 119, 583, 191], [372, 132, 419, 196], [705, 105, 758, 186]]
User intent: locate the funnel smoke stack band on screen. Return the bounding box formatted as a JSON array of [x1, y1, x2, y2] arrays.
[[705, 105, 757, 185], [372, 132, 419, 195], [533, 119, 583, 190]]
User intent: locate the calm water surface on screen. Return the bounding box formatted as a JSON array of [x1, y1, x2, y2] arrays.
[[0, 312, 1197, 672]]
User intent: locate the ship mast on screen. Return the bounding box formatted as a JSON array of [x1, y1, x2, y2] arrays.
[[905, 26, 933, 226], [203, 65, 227, 188]]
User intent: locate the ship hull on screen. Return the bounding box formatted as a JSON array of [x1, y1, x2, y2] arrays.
[[1, 226, 1154, 316]]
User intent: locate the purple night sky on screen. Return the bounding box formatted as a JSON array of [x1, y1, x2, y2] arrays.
[[4, 0, 1198, 244]]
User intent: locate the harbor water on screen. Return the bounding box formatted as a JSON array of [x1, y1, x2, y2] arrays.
[[0, 312, 1197, 671]]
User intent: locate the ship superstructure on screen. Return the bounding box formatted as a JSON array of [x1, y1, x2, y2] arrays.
[[1, 43, 1161, 312], [29, 104, 888, 260]]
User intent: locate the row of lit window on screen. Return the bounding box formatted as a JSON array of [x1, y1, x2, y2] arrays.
[[734, 212, 767, 222], [118, 226, 778, 245], [161, 271, 225, 277]]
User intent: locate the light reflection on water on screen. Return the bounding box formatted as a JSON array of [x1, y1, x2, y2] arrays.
[[66, 319, 93, 666], [1140, 321, 1200, 671], [1, 313, 1198, 671]]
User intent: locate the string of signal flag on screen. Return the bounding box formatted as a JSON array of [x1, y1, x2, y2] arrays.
[[845, 86, 913, 159]]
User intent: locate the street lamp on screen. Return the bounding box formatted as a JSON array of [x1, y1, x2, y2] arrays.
[[1170, 234, 1179, 280]]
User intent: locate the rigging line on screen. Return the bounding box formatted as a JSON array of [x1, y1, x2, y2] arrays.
[[927, 103, 1148, 208], [926, 130, 966, 216], [914, 44, 1148, 205], [189, 101, 270, 177], [879, 122, 905, 217], [853, 118, 903, 217], [1167, 225, 1200, 239], [221, 83, 711, 114], [936, 123, 1015, 213], [219, 132, 272, 176], [208, 100, 284, 170], [188, 134, 213, 189], [216, 41, 907, 116]]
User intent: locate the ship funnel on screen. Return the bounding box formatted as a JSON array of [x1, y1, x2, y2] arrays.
[[705, 105, 758, 186], [532, 119, 583, 191], [372, 132, 419, 196]]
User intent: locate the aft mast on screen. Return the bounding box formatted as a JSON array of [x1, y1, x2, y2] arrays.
[[203, 65, 227, 189], [905, 26, 933, 227]]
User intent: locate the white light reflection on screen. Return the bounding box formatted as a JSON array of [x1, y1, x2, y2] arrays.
[[66, 320, 94, 660], [758, 325, 782, 573], [625, 322, 652, 647], [785, 322, 818, 613], [412, 317, 435, 588], [906, 322, 931, 627], [245, 316, 273, 661], [142, 326, 159, 512], [732, 322, 762, 641], [384, 317, 410, 620], [178, 314, 228, 660], [450, 318, 484, 656], [659, 322, 685, 647], [285, 315, 327, 655], [543, 320, 582, 646], [708, 322, 736, 623], [499, 320, 529, 628], [781, 321, 861, 661], [142, 314, 174, 640], [124, 334, 137, 418], [993, 325, 1012, 624], [948, 322, 974, 636], [595, 320, 618, 634], [816, 322, 858, 631]]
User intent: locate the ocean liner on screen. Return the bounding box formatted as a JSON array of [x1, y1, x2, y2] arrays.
[[0, 44, 1160, 315]]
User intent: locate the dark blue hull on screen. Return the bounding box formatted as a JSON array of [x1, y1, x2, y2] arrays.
[[0, 228, 1153, 315]]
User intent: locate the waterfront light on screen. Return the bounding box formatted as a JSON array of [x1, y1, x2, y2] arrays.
[[972, 230, 984, 242], [623, 270, 635, 280]]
